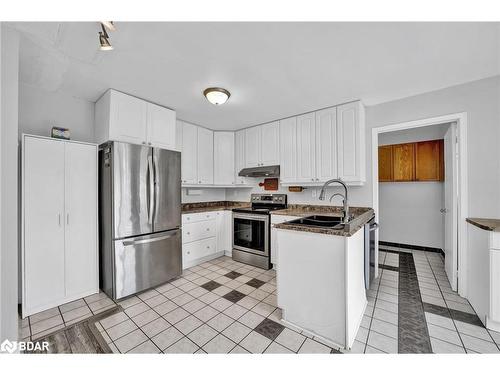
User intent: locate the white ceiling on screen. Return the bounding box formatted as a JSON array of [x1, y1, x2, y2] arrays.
[[10, 22, 500, 130]]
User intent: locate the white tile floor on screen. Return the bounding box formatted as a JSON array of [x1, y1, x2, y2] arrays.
[[19, 250, 500, 354]]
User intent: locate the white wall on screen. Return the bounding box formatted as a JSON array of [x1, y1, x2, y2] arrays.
[[18, 83, 95, 142], [378, 124, 450, 248], [1, 25, 20, 343], [182, 188, 226, 203]]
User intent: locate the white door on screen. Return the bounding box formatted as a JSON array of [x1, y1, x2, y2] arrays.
[[197, 127, 214, 184], [245, 126, 261, 167], [147, 103, 176, 150], [260, 121, 280, 166], [214, 132, 235, 185], [337, 102, 361, 182], [315, 107, 338, 182], [279, 117, 297, 183], [23, 137, 66, 315], [444, 124, 458, 290], [234, 130, 247, 185], [181, 122, 198, 184], [64, 142, 98, 298], [296, 113, 316, 183], [109, 90, 148, 145]]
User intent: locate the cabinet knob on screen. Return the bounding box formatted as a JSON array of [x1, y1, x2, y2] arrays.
[[187, 251, 190, 254], [187, 217, 190, 220], [148, 142, 152, 145], [199, 181, 202, 184], [142, 142, 146, 145], [206, 246, 210, 249], [311, 178, 314, 181], [206, 228, 210, 231], [187, 232, 190, 235]]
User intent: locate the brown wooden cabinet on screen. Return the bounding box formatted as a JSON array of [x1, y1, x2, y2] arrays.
[[393, 143, 415, 181], [378, 145, 393, 182], [379, 139, 444, 182], [415, 140, 444, 181]]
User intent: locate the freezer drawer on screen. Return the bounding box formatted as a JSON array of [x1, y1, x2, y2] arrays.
[[113, 229, 181, 299]]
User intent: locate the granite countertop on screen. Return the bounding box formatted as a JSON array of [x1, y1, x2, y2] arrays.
[[273, 204, 375, 237], [182, 201, 250, 214], [466, 218, 500, 232]]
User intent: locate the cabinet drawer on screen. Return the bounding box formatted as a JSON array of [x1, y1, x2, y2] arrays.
[[182, 211, 217, 224], [183, 237, 217, 263], [182, 220, 216, 243]]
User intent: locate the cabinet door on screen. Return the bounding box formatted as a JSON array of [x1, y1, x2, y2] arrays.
[[235, 130, 247, 185], [378, 145, 393, 182], [279, 117, 297, 183], [181, 122, 198, 184], [337, 101, 364, 182], [393, 143, 415, 181], [296, 113, 316, 183], [260, 121, 280, 166], [315, 107, 338, 182], [64, 142, 98, 298], [197, 127, 214, 184], [23, 137, 66, 314], [147, 103, 176, 150], [216, 211, 232, 253], [214, 132, 235, 185], [245, 126, 261, 167], [415, 140, 443, 181], [109, 90, 148, 145]]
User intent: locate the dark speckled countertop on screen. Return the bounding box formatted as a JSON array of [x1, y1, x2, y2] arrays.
[[273, 204, 374, 237], [466, 218, 500, 232], [182, 201, 250, 214]]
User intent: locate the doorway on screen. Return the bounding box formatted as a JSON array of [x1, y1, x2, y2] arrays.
[[372, 113, 468, 297]]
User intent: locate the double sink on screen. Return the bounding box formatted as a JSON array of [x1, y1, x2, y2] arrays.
[[286, 215, 352, 231]]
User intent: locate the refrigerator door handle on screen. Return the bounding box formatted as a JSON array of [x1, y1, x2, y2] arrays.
[[153, 154, 159, 224], [147, 155, 154, 224], [122, 232, 177, 246]]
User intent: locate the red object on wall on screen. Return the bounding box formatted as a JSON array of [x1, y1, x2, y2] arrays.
[[258, 178, 279, 191]]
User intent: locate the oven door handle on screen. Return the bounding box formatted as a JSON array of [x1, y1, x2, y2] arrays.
[[233, 213, 270, 222]]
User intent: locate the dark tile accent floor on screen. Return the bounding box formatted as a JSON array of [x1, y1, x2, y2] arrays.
[[222, 290, 246, 303], [254, 318, 285, 340], [379, 264, 399, 272], [398, 252, 432, 353], [379, 241, 443, 254], [423, 302, 483, 327], [201, 280, 222, 291], [246, 278, 266, 289], [224, 271, 242, 280]]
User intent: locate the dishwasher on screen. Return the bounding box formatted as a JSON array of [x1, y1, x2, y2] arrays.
[[364, 216, 379, 290]]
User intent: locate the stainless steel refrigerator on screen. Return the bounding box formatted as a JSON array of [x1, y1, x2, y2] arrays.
[[99, 141, 182, 300]]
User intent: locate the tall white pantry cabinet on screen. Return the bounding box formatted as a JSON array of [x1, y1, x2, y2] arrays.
[[22, 134, 98, 318]]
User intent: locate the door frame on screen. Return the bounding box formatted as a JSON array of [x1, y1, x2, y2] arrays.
[[371, 112, 468, 297]]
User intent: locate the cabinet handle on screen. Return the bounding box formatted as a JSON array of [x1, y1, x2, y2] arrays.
[[66, 213, 69, 225], [58, 214, 61, 226]]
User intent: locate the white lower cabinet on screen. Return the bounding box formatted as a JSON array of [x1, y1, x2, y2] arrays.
[[22, 135, 98, 318], [270, 214, 299, 267], [182, 210, 232, 269]]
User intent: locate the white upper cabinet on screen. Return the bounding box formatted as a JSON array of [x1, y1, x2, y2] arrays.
[[95, 89, 176, 150], [296, 113, 316, 183], [234, 130, 247, 185], [260, 121, 280, 166], [181, 121, 198, 184], [146, 102, 176, 149], [196, 127, 214, 185], [315, 107, 338, 182], [245, 121, 280, 168], [337, 101, 365, 183], [279, 117, 297, 184], [245, 126, 261, 167], [214, 132, 235, 185]]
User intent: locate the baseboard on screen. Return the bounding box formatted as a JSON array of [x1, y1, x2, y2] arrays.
[[379, 241, 444, 256], [486, 317, 500, 333]]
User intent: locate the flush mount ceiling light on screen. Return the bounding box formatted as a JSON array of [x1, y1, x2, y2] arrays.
[[98, 22, 114, 51], [203, 87, 231, 105]]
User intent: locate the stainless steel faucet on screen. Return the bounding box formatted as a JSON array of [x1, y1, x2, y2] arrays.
[[318, 179, 349, 223]]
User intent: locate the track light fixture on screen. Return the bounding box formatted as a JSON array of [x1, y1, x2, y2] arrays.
[[98, 22, 114, 51]]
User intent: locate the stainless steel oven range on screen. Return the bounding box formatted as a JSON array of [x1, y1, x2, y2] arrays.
[[232, 193, 287, 269]]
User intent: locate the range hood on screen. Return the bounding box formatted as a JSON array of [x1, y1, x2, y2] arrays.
[[238, 165, 280, 178]]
